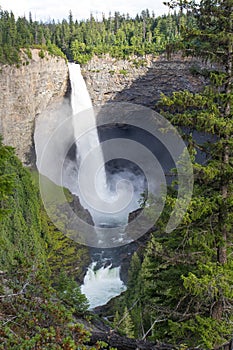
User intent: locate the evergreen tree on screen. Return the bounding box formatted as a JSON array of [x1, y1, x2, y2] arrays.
[[125, 252, 145, 338], [113, 310, 121, 330], [121, 306, 135, 338], [133, 0, 233, 348], [0, 141, 92, 348], [0, 8, 184, 64], [55, 270, 89, 314], [0, 138, 15, 219]]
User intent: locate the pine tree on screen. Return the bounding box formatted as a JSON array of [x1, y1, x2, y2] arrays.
[[137, 1, 233, 348], [113, 310, 121, 330], [0, 138, 15, 219], [0, 7, 183, 63], [125, 252, 145, 338], [121, 306, 135, 338], [55, 270, 89, 314]]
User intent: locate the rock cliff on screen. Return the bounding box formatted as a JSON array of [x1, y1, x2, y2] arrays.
[[0, 49, 68, 164], [83, 54, 206, 108], [0, 52, 207, 165]]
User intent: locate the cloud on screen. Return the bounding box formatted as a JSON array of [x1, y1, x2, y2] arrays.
[[0, 0, 168, 21], [1, 0, 29, 17], [28, 0, 91, 21], [90, 0, 168, 17]]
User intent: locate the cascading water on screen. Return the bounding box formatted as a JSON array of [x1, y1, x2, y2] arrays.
[[81, 262, 126, 309], [67, 63, 129, 308], [68, 63, 106, 167], [64, 63, 108, 208], [66, 63, 147, 226]]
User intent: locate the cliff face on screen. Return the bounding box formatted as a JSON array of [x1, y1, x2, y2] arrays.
[[0, 49, 68, 164], [0, 52, 206, 164], [83, 54, 206, 108]]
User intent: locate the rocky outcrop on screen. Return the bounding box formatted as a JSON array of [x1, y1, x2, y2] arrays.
[[0, 49, 68, 164], [83, 53, 206, 108]]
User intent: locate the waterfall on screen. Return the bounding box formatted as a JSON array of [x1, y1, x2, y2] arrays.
[[81, 262, 126, 309], [35, 62, 149, 308], [69, 63, 102, 160], [68, 63, 127, 307], [68, 62, 107, 181], [66, 63, 147, 233], [69, 63, 92, 114], [65, 63, 110, 223], [66, 63, 143, 229]]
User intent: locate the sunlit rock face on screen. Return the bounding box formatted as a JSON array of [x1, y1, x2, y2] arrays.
[[82, 53, 207, 108], [0, 49, 68, 165]]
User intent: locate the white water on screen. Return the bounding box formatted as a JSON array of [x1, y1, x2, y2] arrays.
[[68, 63, 105, 165], [68, 63, 127, 307], [66, 64, 146, 230], [81, 262, 126, 309], [66, 63, 107, 195]]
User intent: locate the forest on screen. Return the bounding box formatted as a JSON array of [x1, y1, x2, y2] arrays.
[[0, 7, 186, 64], [0, 0, 233, 349]]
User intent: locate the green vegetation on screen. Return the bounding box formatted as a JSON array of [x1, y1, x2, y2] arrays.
[[66, 10, 185, 62], [38, 48, 45, 59], [132, 58, 146, 68], [113, 306, 135, 338], [0, 270, 91, 349], [114, 1, 233, 349], [0, 7, 188, 65], [119, 69, 128, 76], [0, 10, 66, 64], [1, 0, 233, 348], [0, 138, 94, 348], [0, 140, 46, 270], [55, 271, 89, 313]]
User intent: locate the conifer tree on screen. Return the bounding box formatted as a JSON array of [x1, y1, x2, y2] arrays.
[[108, 7, 232, 342], [121, 306, 135, 338], [113, 310, 121, 330], [137, 1, 233, 348], [0, 8, 184, 64]]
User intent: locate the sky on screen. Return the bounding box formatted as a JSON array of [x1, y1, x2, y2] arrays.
[[0, 0, 170, 22]]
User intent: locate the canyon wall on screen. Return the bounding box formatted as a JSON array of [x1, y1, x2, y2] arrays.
[[83, 54, 206, 108], [0, 49, 68, 164], [0, 52, 207, 164]]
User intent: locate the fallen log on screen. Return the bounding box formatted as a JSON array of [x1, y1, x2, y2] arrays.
[[87, 330, 175, 350]]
